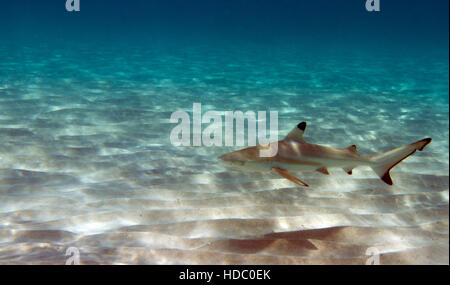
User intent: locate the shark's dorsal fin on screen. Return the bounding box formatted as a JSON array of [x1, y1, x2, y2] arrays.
[[347, 145, 357, 153], [284, 122, 307, 142]]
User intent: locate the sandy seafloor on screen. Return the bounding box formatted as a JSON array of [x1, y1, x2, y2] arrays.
[[0, 43, 448, 264]]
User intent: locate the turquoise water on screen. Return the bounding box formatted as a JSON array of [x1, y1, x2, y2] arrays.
[[0, 1, 448, 264]]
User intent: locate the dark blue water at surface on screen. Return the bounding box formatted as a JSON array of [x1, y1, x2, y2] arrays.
[[1, 0, 448, 47]]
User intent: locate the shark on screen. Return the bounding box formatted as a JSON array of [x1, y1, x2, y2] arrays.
[[219, 122, 432, 186]]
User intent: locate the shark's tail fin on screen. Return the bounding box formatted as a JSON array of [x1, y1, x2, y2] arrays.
[[370, 138, 432, 185]]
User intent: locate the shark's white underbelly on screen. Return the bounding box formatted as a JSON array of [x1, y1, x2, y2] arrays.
[[244, 161, 322, 172], [240, 156, 372, 172]]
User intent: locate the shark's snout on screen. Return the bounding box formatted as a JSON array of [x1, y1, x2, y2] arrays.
[[219, 152, 242, 162], [218, 153, 234, 162], [219, 152, 247, 169], [218, 154, 229, 161]]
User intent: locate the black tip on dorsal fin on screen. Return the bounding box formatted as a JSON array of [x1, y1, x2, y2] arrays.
[[285, 121, 307, 141], [297, 122, 307, 131]]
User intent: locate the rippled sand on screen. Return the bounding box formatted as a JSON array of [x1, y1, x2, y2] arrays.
[[0, 44, 448, 264]]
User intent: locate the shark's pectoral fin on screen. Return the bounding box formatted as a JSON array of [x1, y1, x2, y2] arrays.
[[343, 167, 353, 175], [344, 146, 356, 175], [272, 167, 309, 187], [316, 167, 329, 175]]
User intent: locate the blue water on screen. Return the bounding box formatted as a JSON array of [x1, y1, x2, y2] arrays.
[[0, 0, 448, 264]]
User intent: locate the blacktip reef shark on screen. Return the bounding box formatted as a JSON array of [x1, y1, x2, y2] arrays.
[[219, 122, 432, 186]]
